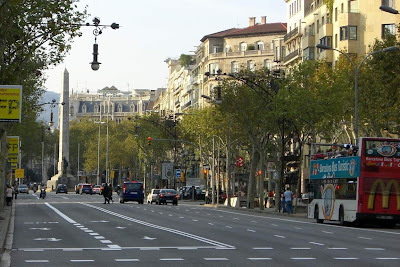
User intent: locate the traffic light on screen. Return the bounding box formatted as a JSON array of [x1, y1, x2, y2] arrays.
[[203, 169, 207, 179], [147, 136, 152, 145]]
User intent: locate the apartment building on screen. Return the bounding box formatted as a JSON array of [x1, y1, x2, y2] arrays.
[[285, 0, 400, 66]]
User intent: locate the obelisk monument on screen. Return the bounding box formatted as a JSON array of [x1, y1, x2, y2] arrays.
[[47, 69, 76, 189]]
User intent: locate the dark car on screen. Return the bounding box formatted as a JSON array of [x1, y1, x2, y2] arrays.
[[56, 184, 68, 194], [156, 189, 178, 205], [119, 182, 144, 204], [80, 184, 93, 195]]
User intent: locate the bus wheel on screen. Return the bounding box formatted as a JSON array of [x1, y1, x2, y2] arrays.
[[315, 205, 324, 223], [339, 206, 345, 226]]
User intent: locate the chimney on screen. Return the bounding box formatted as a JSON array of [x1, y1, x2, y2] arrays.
[[261, 16, 267, 25], [249, 17, 256, 27]]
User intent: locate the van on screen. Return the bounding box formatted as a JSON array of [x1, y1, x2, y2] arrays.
[[119, 182, 144, 204]]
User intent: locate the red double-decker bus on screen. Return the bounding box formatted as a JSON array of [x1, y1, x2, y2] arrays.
[[308, 137, 400, 227]]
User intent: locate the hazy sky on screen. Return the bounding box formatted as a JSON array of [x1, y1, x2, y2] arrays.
[[44, 0, 287, 94]]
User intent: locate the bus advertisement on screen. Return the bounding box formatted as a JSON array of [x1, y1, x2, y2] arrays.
[[308, 137, 400, 227]]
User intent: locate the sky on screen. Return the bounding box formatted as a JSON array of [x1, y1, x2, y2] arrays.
[[44, 0, 287, 94]]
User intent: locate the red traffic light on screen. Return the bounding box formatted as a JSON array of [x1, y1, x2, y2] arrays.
[[147, 137, 152, 145]]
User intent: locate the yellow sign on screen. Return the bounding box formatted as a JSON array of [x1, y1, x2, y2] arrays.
[[111, 170, 115, 179], [8, 155, 18, 163], [0, 86, 22, 122], [368, 179, 400, 210], [15, 169, 24, 178], [7, 136, 19, 154], [11, 163, 17, 169], [181, 171, 185, 182]]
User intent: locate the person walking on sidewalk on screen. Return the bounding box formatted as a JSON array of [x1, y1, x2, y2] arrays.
[[264, 189, 268, 208], [107, 183, 113, 203], [102, 183, 110, 204], [284, 187, 293, 214], [6, 185, 13, 206]]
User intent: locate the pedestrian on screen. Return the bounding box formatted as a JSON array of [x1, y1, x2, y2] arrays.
[[102, 183, 110, 204], [205, 188, 210, 204], [107, 183, 113, 203], [13, 184, 18, 199], [6, 185, 13, 206], [281, 191, 286, 213], [284, 187, 293, 214], [264, 189, 268, 208], [268, 190, 274, 208]]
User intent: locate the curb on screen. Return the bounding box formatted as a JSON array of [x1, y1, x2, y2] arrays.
[[0, 204, 13, 266]]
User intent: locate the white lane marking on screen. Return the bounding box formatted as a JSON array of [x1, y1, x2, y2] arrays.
[[24, 222, 34, 224], [100, 240, 112, 244], [76, 226, 84, 228], [215, 209, 400, 235], [23, 249, 44, 252], [207, 214, 211, 216], [29, 228, 50, 231], [233, 218, 239, 220], [84, 230, 93, 233], [45, 203, 77, 224], [94, 236, 105, 239], [247, 229, 256, 232], [358, 237, 372, 240], [140, 248, 160, 251], [193, 219, 198, 222], [116, 226, 126, 229], [63, 248, 82, 251], [334, 258, 359, 260], [291, 248, 311, 250], [83, 203, 235, 249], [291, 258, 316, 260], [159, 212, 163, 214], [219, 216, 223, 218], [322, 231, 333, 234], [61, 196, 69, 199], [25, 260, 49, 263], [34, 238, 61, 242], [71, 260, 95, 262], [248, 258, 272, 261], [205, 258, 228, 261], [225, 226, 232, 228], [328, 248, 348, 250], [294, 227, 302, 230], [160, 258, 184, 261], [251, 221, 257, 223], [365, 248, 385, 250], [376, 258, 400, 260], [169, 214, 173, 216], [115, 259, 139, 262], [73, 223, 81, 226], [90, 220, 109, 223], [89, 233, 99, 236], [208, 223, 214, 226], [271, 224, 278, 226], [253, 247, 273, 250], [274, 235, 285, 238], [309, 242, 324, 246], [108, 245, 121, 249], [179, 217, 184, 219], [80, 228, 88, 230], [143, 236, 156, 240], [178, 247, 198, 250]]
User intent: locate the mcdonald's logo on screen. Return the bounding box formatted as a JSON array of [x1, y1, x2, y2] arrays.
[[368, 179, 400, 210]]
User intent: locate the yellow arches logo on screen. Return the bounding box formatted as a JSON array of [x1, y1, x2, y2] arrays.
[[367, 179, 400, 210]]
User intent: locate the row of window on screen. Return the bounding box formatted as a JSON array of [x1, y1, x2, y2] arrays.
[[80, 104, 138, 114], [289, 0, 302, 18], [208, 58, 281, 75], [213, 41, 267, 53]]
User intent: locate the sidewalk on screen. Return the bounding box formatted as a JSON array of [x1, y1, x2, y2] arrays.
[[0, 204, 13, 265]]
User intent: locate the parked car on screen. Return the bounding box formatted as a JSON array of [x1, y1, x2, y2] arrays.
[[80, 184, 93, 195], [56, 184, 68, 194], [75, 183, 84, 194], [92, 185, 102, 195], [147, 189, 160, 204], [18, 184, 29, 194], [119, 182, 144, 204], [156, 189, 178, 205]]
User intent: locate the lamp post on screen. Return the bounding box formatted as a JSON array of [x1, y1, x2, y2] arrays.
[[316, 44, 399, 145], [94, 121, 105, 185]]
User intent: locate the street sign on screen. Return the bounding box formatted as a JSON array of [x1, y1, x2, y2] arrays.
[[236, 156, 243, 167], [15, 169, 24, 178], [162, 163, 173, 180], [176, 169, 181, 179], [0, 85, 22, 122]]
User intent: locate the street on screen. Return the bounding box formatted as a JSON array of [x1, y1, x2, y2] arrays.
[[7, 192, 400, 266]]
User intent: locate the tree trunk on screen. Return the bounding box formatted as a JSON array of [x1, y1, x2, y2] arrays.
[[259, 151, 265, 210], [247, 145, 259, 209]]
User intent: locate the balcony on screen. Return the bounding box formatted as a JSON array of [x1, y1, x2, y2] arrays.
[[339, 11, 360, 26], [302, 34, 315, 48], [284, 49, 300, 63], [284, 27, 301, 43], [208, 49, 274, 60], [182, 100, 192, 110]]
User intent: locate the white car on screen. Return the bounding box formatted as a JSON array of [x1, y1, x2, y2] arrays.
[[147, 189, 160, 204]]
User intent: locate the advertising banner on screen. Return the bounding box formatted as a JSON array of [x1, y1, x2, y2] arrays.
[[162, 163, 173, 180], [7, 136, 19, 170], [0, 85, 22, 122], [310, 156, 360, 179]]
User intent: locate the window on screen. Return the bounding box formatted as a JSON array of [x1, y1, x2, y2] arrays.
[[247, 60, 255, 71], [256, 41, 264, 50], [225, 45, 231, 52], [382, 0, 395, 8], [70, 106, 74, 115], [335, 34, 338, 48], [335, 8, 338, 21], [82, 104, 87, 114], [319, 36, 332, 50], [264, 59, 272, 70], [240, 42, 247, 52], [340, 26, 357, 40], [327, 13, 331, 24], [213, 45, 221, 53], [317, 20, 320, 33], [303, 47, 315, 61], [231, 61, 239, 73], [275, 46, 281, 61], [118, 104, 123, 113], [130, 104, 135, 113], [322, 16, 325, 25], [382, 24, 396, 37], [94, 104, 99, 113], [209, 63, 219, 74], [341, 3, 344, 13]]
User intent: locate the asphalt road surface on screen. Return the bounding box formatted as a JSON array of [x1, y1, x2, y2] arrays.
[[7, 192, 400, 266]]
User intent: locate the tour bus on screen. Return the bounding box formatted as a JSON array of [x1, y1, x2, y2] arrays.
[[308, 137, 400, 227]]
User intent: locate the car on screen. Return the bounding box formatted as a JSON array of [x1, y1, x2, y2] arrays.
[[56, 184, 68, 194], [75, 183, 84, 194], [80, 184, 93, 195], [156, 189, 178, 205], [147, 189, 160, 204], [18, 184, 29, 194], [92, 185, 102, 195], [119, 182, 144, 204]]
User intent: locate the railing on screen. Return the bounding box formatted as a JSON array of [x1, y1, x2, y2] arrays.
[[209, 49, 274, 59], [284, 27, 299, 42], [284, 49, 300, 63], [182, 100, 192, 109]]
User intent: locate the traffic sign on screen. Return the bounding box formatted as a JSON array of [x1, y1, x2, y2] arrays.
[[15, 169, 24, 178], [176, 169, 181, 179]]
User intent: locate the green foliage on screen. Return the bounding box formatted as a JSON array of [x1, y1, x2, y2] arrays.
[[179, 54, 194, 67], [324, 0, 334, 14]]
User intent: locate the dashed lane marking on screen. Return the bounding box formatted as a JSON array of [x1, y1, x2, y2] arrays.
[[204, 258, 228, 261], [291, 258, 316, 260], [253, 247, 274, 250], [291, 248, 311, 250], [71, 260, 94, 262], [225, 226, 232, 228], [274, 235, 285, 238], [334, 258, 359, 260], [328, 248, 348, 250], [160, 258, 184, 261], [25, 260, 49, 263], [376, 258, 400, 260], [115, 259, 139, 262], [322, 231, 333, 234], [358, 237, 372, 240], [309, 242, 324, 246], [247, 229, 256, 232], [365, 248, 385, 251], [248, 258, 272, 261]]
